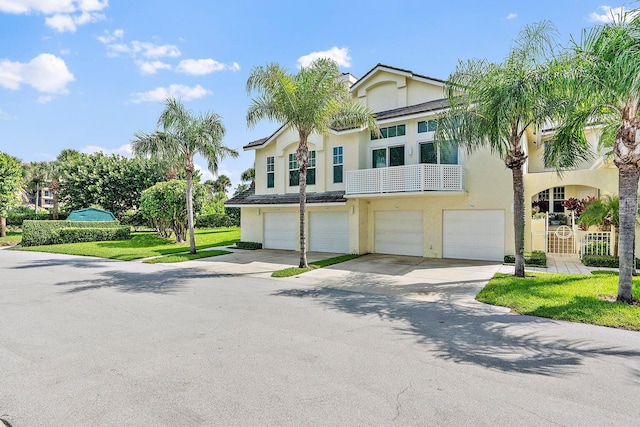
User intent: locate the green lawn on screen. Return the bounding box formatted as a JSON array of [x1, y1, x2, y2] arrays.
[[16, 227, 240, 261], [477, 271, 640, 330], [0, 231, 22, 247], [271, 254, 361, 277], [143, 249, 232, 264]]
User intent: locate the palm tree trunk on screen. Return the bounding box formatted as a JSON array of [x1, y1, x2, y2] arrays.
[[51, 179, 59, 220], [1, 217, 6, 238], [512, 165, 526, 277], [34, 185, 40, 218], [186, 168, 196, 254], [297, 136, 309, 268], [616, 164, 639, 303]]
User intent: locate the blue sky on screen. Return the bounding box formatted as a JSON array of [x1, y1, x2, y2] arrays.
[[0, 0, 630, 190]]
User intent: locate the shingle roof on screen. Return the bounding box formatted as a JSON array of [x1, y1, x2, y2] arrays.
[[353, 63, 446, 88], [225, 186, 347, 206], [245, 137, 269, 149], [375, 98, 450, 121]]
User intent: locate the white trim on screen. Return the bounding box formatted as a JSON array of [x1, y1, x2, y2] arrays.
[[226, 202, 346, 208]]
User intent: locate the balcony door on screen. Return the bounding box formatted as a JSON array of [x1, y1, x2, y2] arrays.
[[372, 145, 405, 168]]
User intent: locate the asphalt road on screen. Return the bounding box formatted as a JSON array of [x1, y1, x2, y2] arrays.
[[1, 249, 640, 426]]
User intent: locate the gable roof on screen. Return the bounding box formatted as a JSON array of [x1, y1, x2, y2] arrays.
[[242, 63, 449, 151], [350, 63, 446, 93]]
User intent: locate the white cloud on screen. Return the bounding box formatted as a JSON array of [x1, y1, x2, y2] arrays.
[[137, 60, 172, 75], [37, 95, 53, 103], [588, 5, 631, 23], [97, 28, 123, 44], [506, 13, 517, 20], [175, 58, 241, 75], [194, 164, 215, 182], [129, 84, 212, 103], [297, 46, 351, 69], [0, 0, 108, 32], [0, 108, 16, 120], [0, 53, 74, 93], [81, 143, 132, 157], [107, 40, 181, 59], [60, 48, 71, 55]]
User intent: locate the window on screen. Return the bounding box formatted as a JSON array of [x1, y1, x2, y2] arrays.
[[371, 124, 406, 140], [372, 146, 405, 168], [289, 151, 316, 186], [266, 156, 274, 188], [333, 146, 343, 184], [419, 141, 458, 165], [417, 119, 438, 133], [553, 187, 565, 212]]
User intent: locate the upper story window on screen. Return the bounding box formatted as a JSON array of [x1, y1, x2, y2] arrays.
[[333, 146, 343, 184], [289, 151, 316, 186], [417, 119, 438, 133], [371, 124, 406, 140], [373, 145, 405, 168], [266, 156, 275, 188], [419, 141, 458, 165]]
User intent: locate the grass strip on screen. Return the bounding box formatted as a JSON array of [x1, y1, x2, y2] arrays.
[[15, 228, 240, 261], [271, 254, 361, 277], [143, 250, 231, 264], [0, 231, 22, 247], [477, 271, 640, 331]]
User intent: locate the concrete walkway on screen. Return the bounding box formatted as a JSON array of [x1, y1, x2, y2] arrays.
[[499, 254, 598, 275]]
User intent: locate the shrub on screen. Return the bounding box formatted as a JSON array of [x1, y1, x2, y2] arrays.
[[581, 254, 640, 269], [119, 209, 148, 230], [57, 227, 130, 244], [195, 213, 239, 228], [235, 241, 262, 250], [22, 220, 122, 246], [503, 251, 547, 267], [7, 211, 68, 227]]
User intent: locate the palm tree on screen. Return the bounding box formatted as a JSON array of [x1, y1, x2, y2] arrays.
[[241, 167, 255, 184], [247, 58, 378, 268], [435, 21, 558, 278], [213, 174, 232, 195], [578, 195, 620, 256], [546, 9, 640, 302], [24, 161, 49, 218], [132, 97, 238, 254]]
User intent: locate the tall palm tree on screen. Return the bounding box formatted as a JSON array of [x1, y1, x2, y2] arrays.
[[24, 161, 49, 218], [546, 9, 640, 302], [132, 97, 238, 254], [247, 58, 378, 268], [435, 21, 558, 278], [213, 174, 232, 194], [241, 167, 255, 184]]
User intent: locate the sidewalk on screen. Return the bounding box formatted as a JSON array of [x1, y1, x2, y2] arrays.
[[499, 254, 594, 275]]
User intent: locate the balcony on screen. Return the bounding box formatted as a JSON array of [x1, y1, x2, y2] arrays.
[[345, 164, 466, 195]]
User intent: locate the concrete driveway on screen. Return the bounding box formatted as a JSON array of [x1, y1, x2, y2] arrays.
[[2, 248, 640, 426]]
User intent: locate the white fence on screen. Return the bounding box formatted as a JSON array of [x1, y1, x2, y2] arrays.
[[345, 164, 465, 195], [580, 232, 613, 257]]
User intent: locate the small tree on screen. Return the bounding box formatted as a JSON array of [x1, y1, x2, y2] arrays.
[[24, 161, 49, 217], [140, 180, 204, 242], [0, 152, 22, 237], [578, 195, 620, 256]]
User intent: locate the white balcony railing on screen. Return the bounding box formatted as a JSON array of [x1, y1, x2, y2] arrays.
[[345, 164, 465, 195]]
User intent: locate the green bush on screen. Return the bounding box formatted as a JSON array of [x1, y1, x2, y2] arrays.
[[195, 213, 239, 228], [235, 241, 262, 250], [119, 209, 148, 229], [581, 254, 640, 269], [58, 227, 130, 244], [7, 211, 68, 227], [22, 220, 122, 246], [503, 251, 547, 267]]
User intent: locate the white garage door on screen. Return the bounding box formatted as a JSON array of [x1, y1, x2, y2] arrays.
[[309, 211, 349, 253], [375, 211, 423, 256], [264, 212, 297, 250], [443, 210, 505, 261]]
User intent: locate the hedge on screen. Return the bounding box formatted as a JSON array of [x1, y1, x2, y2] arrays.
[[22, 220, 123, 246], [195, 213, 239, 228], [235, 241, 262, 250], [581, 254, 640, 269], [58, 227, 130, 244], [7, 212, 68, 227], [503, 251, 547, 267]]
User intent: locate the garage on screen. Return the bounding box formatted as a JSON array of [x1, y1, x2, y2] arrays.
[[309, 211, 349, 253], [264, 212, 297, 250], [443, 210, 505, 261], [374, 211, 423, 256]]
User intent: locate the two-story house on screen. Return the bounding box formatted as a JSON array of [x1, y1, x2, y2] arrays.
[[227, 64, 520, 261], [226, 63, 630, 261]]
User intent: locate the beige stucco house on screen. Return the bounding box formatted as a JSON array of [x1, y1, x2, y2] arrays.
[[226, 64, 624, 261]]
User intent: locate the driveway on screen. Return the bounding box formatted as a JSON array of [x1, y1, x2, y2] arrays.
[[1, 249, 640, 426]]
